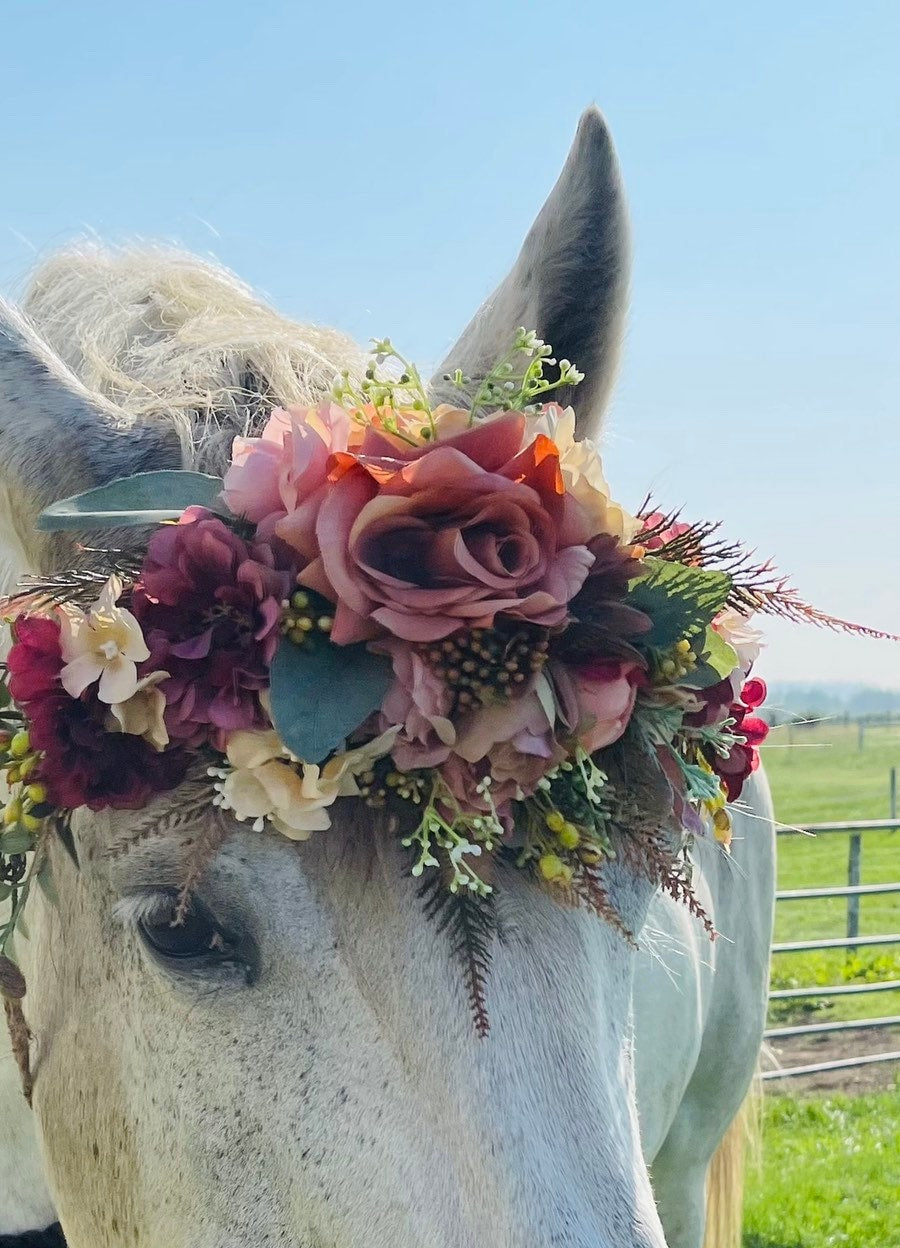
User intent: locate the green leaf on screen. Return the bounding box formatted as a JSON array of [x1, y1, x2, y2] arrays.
[[680, 627, 740, 690], [269, 637, 394, 764], [38, 471, 225, 531], [628, 558, 732, 650], [0, 830, 35, 854]]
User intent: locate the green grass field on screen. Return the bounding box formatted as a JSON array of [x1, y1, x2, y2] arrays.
[[743, 1085, 900, 1248], [740, 722, 900, 1248], [762, 721, 900, 1024]]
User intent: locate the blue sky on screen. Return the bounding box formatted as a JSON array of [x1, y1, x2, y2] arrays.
[[2, 1, 898, 691]]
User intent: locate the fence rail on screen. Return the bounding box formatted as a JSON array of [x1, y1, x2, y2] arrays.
[[767, 803, 899, 1079]]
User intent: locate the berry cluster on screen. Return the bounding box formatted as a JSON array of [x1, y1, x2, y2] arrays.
[[420, 626, 550, 712]]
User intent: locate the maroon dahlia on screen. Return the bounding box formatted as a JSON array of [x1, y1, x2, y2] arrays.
[[7, 616, 188, 811], [131, 507, 294, 747]]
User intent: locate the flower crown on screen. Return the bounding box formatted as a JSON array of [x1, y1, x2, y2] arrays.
[[1, 331, 893, 1030]]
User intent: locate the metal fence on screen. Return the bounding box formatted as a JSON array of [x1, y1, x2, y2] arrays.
[[762, 809, 900, 1081]]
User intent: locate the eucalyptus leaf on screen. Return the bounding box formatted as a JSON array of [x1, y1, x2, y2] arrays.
[[38, 470, 225, 531], [0, 830, 34, 854], [269, 637, 394, 764], [628, 558, 732, 651]]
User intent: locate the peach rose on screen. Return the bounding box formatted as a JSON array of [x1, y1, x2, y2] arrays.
[[292, 413, 594, 644]]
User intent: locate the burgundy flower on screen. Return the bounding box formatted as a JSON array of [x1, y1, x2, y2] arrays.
[[552, 533, 652, 665], [694, 677, 770, 802], [131, 508, 294, 747], [8, 616, 189, 811]]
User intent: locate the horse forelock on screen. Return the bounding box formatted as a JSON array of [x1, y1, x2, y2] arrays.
[[21, 243, 365, 476]]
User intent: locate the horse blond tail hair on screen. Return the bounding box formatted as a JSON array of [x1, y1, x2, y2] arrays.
[[703, 1077, 763, 1248]]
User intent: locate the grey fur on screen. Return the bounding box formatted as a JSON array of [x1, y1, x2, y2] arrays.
[[0, 299, 182, 570], [431, 108, 630, 436]]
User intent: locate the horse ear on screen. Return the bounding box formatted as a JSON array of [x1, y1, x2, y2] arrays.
[[431, 107, 630, 438], [0, 299, 182, 576]]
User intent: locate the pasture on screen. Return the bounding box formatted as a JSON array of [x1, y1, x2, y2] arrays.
[[741, 719, 900, 1248], [762, 719, 900, 1027]]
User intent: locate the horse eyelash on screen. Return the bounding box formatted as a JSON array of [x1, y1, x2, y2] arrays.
[[113, 891, 176, 930]]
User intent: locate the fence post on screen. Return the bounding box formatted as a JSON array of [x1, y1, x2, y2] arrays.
[[858, 721, 865, 751], [891, 767, 897, 820], [846, 833, 862, 954]]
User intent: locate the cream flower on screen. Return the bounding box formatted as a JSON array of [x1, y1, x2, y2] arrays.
[[531, 406, 640, 542], [216, 728, 398, 840], [106, 671, 170, 751], [714, 609, 764, 695], [60, 576, 150, 705]]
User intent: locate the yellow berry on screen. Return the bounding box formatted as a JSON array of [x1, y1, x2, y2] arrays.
[[545, 810, 566, 833], [18, 755, 37, 778], [26, 783, 47, 805], [5, 766, 20, 784], [291, 590, 310, 610], [21, 813, 42, 832], [3, 799, 22, 826], [675, 639, 692, 655], [538, 853, 566, 882], [298, 617, 314, 632], [558, 822, 581, 850], [712, 808, 732, 846], [10, 731, 30, 759], [317, 616, 334, 634], [580, 847, 603, 866]]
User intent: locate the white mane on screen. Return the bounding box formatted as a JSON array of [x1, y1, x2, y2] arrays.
[[22, 245, 363, 474]]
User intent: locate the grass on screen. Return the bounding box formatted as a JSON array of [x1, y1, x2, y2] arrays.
[[742, 1086, 900, 1248], [760, 721, 900, 1024], [740, 724, 900, 1246]]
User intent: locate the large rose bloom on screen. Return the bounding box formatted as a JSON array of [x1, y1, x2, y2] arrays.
[[291, 413, 594, 644]]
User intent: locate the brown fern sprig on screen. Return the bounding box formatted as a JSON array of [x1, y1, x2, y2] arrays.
[[734, 573, 900, 640], [174, 811, 231, 926], [418, 871, 496, 1038], [568, 857, 636, 946], [638, 509, 899, 641], [0, 549, 143, 615], [106, 774, 219, 860], [621, 831, 717, 940]]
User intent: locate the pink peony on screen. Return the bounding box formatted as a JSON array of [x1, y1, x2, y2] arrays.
[[571, 659, 644, 753], [375, 637, 456, 771], [222, 404, 352, 552], [131, 508, 294, 746], [293, 413, 594, 644]]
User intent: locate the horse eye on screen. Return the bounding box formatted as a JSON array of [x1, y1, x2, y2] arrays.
[[138, 896, 235, 962]]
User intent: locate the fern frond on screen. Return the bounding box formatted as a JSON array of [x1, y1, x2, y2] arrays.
[[418, 872, 496, 1037], [174, 812, 230, 926]]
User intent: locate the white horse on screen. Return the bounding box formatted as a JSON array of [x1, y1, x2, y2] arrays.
[[0, 109, 775, 1248]]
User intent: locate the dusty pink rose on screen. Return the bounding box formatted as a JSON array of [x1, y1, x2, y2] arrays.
[[292, 413, 594, 644], [572, 659, 644, 753], [374, 638, 456, 771], [452, 671, 572, 801], [222, 404, 352, 552]]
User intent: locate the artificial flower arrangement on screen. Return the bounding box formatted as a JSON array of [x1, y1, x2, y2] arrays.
[[0, 331, 892, 1030]]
